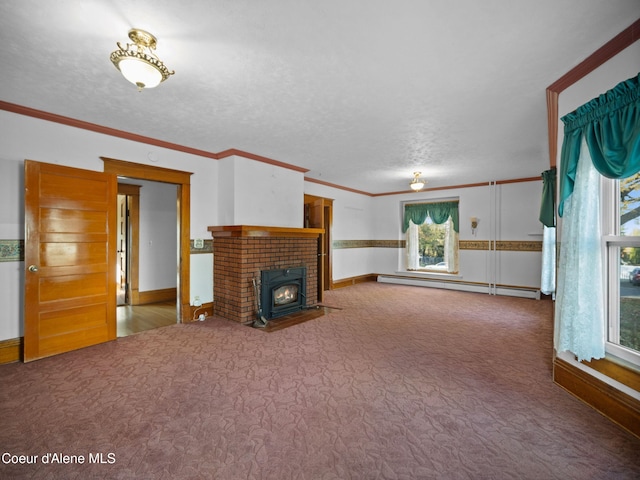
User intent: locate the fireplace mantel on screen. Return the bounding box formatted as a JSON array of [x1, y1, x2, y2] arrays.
[[208, 225, 324, 238]]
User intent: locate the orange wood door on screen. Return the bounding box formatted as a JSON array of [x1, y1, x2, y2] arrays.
[[304, 195, 326, 302], [24, 160, 117, 362]]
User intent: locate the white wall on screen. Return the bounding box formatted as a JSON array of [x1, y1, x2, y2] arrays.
[[135, 180, 178, 291], [218, 155, 304, 227], [190, 253, 213, 307], [495, 181, 544, 289], [0, 157, 24, 339]]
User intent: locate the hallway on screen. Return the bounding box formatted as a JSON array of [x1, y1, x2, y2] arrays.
[[116, 302, 177, 337]]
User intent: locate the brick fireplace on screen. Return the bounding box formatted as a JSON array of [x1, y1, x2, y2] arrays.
[[207, 225, 324, 323]]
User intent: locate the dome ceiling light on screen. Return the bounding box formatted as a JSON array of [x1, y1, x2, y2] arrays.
[[410, 172, 426, 191], [110, 28, 174, 91]]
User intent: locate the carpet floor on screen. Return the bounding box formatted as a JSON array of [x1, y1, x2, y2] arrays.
[[1, 282, 639, 479]]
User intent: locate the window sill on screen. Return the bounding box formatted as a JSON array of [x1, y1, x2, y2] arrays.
[[582, 355, 640, 392], [395, 271, 463, 280], [556, 352, 640, 403]]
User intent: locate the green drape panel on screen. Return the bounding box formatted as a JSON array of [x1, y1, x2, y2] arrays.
[[539, 168, 556, 227], [558, 72, 640, 216], [402, 201, 459, 233]]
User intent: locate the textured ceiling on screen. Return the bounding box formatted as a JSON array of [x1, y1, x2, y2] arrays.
[[1, 0, 639, 194]]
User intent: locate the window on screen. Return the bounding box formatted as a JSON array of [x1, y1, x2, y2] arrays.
[[605, 171, 640, 365], [403, 200, 459, 273]]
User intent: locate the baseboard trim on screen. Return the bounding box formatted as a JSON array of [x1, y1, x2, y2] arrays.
[[0, 337, 23, 364], [137, 288, 177, 305], [377, 274, 540, 299], [332, 274, 378, 289], [553, 357, 640, 440]]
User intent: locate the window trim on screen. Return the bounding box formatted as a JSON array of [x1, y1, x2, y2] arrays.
[[406, 218, 458, 273], [604, 177, 640, 368]]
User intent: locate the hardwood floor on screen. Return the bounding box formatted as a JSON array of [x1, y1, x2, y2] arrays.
[[116, 303, 335, 337], [117, 301, 178, 337]]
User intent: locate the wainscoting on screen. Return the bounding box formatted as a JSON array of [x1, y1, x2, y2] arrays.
[[554, 357, 640, 439]]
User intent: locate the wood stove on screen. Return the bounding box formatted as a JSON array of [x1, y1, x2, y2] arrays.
[[261, 267, 307, 319]]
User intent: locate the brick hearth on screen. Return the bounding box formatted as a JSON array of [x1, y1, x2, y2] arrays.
[[208, 226, 324, 323]]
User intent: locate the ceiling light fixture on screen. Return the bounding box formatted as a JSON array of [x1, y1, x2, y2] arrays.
[[410, 172, 426, 191], [110, 28, 174, 91]]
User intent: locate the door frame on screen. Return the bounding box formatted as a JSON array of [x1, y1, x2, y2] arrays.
[[117, 183, 141, 305], [304, 194, 333, 301], [102, 157, 192, 323], [323, 202, 333, 291]]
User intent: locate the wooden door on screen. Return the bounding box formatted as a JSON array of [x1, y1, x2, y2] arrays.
[[322, 203, 333, 291], [304, 194, 333, 302], [24, 160, 117, 362], [116, 183, 141, 306], [304, 195, 324, 302], [116, 194, 128, 305]]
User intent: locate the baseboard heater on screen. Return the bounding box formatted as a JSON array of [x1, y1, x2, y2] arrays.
[[377, 275, 540, 299]]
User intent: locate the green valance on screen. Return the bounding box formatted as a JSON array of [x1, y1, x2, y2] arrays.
[[402, 201, 459, 233], [558, 72, 640, 216], [539, 168, 556, 227]]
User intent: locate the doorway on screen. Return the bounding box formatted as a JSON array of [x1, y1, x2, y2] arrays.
[[103, 157, 193, 326], [116, 178, 179, 337]]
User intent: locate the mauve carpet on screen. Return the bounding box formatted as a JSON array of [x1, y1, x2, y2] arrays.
[[1, 282, 639, 479]]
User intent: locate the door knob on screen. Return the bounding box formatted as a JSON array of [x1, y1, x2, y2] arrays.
[[28, 265, 39, 273]]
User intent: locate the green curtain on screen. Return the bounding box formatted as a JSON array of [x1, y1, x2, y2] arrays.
[[402, 201, 459, 233], [558, 72, 640, 216], [539, 168, 556, 227]]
